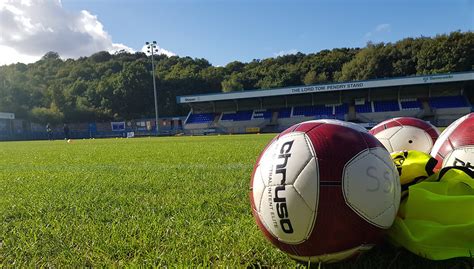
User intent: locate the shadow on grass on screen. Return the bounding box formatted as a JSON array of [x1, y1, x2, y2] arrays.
[[291, 243, 473, 269]]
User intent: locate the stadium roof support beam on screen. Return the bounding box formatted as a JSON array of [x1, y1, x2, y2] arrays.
[[186, 103, 193, 112]]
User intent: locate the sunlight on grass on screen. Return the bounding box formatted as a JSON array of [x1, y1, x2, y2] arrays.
[[0, 135, 469, 267]]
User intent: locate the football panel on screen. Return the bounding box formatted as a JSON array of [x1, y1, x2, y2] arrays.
[[258, 185, 315, 244], [389, 126, 433, 153], [361, 131, 385, 148], [431, 113, 474, 169], [370, 118, 402, 135], [306, 119, 368, 133], [293, 121, 324, 133], [305, 124, 371, 183], [287, 186, 384, 256], [442, 146, 474, 169], [257, 141, 278, 186], [342, 148, 400, 228], [424, 123, 441, 141], [375, 137, 394, 153], [372, 126, 403, 140], [251, 136, 278, 211], [372, 117, 439, 146], [293, 157, 319, 217], [255, 136, 278, 165], [251, 165, 266, 212], [384, 119, 404, 129], [395, 117, 439, 135], [433, 138, 454, 170], [431, 113, 471, 157], [278, 123, 301, 138], [260, 132, 314, 186], [447, 117, 474, 150]]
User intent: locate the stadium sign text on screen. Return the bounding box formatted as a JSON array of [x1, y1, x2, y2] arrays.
[[184, 97, 199, 102], [422, 75, 453, 83], [290, 82, 364, 94]]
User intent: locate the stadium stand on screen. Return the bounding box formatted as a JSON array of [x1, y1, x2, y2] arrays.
[[177, 71, 474, 135]]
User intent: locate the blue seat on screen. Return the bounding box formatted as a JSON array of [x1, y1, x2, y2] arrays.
[[221, 111, 253, 121], [373, 100, 400, 112], [221, 113, 235, 121], [253, 110, 273, 119], [355, 103, 372, 113], [401, 99, 422, 110], [429, 96, 469, 108], [186, 113, 215, 124], [293, 105, 333, 117], [334, 104, 349, 114], [278, 108, 292, 118], [234, 111, 253, 121]]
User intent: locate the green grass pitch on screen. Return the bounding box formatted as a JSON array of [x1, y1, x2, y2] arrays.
[[0, 135, 471, 268]]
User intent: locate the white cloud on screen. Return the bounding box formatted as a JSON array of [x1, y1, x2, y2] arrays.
[[273, 49, 298, 57], [365, 23, 391, 38], [0, 0, 171, 66], [0, 44, 39, 65]]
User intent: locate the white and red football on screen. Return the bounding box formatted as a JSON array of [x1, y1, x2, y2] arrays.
[[430, 113, 474, 171], [250, 120, 400, 263], [369, 117, 439, 153]]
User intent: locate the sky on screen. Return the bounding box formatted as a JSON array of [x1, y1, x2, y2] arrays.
[[0, 0, 472, 67]]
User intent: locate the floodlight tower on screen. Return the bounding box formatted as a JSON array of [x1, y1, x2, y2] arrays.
[[146, 41, 159, 135]]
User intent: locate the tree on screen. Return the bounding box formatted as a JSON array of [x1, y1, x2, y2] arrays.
[[221, 74, 243, 92], [41, 51, 61, 61], [416, 32, 474, 74], [90, 51, 112, 63], [339, 42, 395, 81], [29, 107, 63, 124]]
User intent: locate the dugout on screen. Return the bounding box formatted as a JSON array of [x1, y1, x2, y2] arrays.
[[177, 71, 474, 135]]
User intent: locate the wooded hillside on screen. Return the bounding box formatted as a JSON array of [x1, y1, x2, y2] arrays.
[[0, 31, 472, 123]]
